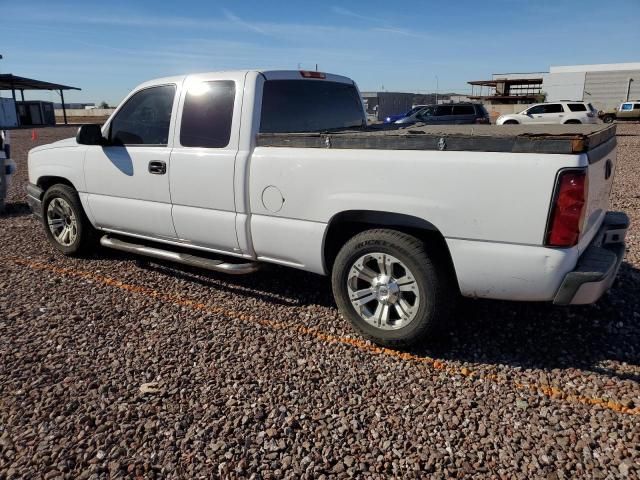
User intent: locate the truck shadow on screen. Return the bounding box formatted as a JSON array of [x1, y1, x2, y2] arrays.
[[414, 261, 640, 384], [126, 253, 640, 384]]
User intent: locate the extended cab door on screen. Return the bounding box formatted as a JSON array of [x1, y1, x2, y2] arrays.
[[84, 83, 179, 239], [168, 73, 245, 253]]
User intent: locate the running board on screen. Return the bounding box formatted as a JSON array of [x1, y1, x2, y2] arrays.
[[100, 235, 260, 275]]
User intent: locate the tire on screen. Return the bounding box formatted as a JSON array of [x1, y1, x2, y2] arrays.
[[503, 120, 519, 125], [42, 184, 96, 256], [331, 229, 456, 348], [602, 115, 615, 124], [564, 120, 581, 124]]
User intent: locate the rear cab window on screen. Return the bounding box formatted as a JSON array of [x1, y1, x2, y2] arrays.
[[260, 80, 365, 133]]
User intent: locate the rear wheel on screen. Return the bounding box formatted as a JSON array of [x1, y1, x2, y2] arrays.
[[42, 184, 96, 256], [331, 229, 456, 348]]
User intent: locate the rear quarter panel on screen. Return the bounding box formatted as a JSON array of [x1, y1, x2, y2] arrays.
[[248, 147, 584, 274]]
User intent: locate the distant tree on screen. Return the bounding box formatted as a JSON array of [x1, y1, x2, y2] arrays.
[[98, 101, 110, 109]]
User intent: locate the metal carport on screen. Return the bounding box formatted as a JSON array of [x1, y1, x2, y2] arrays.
[[0, 74, 81, 126]]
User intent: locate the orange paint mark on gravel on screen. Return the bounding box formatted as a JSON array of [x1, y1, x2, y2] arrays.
[[7, 256, 639, 417]]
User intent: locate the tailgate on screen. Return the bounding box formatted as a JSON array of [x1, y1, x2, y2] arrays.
[[579, 137, 617, 252]]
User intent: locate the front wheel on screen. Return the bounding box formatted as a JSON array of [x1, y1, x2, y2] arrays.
[[331, 229, 456, 348], [602, 115, 615, 124], [42, 184, 96, 255]]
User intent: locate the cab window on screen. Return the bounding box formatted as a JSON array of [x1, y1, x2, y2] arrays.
[[621, 103, 633, 111], [110, 85, 176, 146], [180, 81, 235, 148]]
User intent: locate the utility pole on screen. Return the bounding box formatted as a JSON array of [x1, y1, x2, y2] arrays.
[[435, 75, 439, 104]]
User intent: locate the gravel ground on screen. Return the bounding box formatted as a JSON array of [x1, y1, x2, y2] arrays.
[[1, 125, 639, 479]]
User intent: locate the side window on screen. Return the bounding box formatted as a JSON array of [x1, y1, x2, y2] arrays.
[[527, 105, 545, 115], [435, 106, 453, 116], [452, 105, 475, 115], [567, 103, 587, 112], [180, 81, 236, 148], [543, 104, 564, 113], [621, 103, 633, 111], [110, 85, 176, 146], [634, 104, 640, 110]]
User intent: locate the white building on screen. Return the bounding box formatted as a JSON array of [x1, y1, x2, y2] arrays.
[[543, 63, 640, 111]]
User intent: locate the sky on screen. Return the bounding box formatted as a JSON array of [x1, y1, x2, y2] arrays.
[[1, 0, 639, 106]]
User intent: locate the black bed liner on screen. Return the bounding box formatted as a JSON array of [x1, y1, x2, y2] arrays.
[[257, 124, 616, 154]]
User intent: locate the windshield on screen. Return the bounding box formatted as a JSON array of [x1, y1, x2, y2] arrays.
[[260, 80, 365, 133]]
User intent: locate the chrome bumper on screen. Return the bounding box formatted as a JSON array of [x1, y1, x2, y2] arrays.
[[554, 211, 629, 305]]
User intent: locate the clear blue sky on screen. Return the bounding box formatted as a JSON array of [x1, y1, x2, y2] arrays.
[[2, 0, 639, 105]]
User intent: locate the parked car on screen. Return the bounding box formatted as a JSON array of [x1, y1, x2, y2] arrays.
[[27, 70, 628, 347], [600, 101, 640, 123], [496, 101, 599, 125], [394, 103, 490, 125], [0, 129, 16, 213], [384, 105, 428, 124]]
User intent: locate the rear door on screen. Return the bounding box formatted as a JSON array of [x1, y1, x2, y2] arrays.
[[451, 104, 476, 124], [433, 105, 454, 124], [168, 72, 245, 253]]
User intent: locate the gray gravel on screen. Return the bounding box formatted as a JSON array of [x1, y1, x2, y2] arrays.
[[1, 125, 639, 478]]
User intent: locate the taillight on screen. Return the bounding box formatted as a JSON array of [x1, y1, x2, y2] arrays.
[[300, 70, 326, 79], [545, 170, 588, 247], [587, 112, 595, 118], [475, 117, 490, 124]]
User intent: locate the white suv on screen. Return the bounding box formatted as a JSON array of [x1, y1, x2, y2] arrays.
[[496, 101, 599, 125]]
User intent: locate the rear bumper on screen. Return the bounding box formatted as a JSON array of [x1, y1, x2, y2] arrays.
[[26, 183, 44, 219], [553, 211, 629, 305]]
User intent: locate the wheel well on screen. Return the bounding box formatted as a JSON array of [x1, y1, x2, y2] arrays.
[[563, 119, 581, 124], [323, 210, 456, 278], [37, 176, 76, 192]]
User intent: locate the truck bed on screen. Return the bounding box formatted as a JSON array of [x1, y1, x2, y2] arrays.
[[257, 124, 616, 154]]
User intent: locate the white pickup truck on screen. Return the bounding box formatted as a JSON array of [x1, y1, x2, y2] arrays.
[[27, 70, 629, 347]]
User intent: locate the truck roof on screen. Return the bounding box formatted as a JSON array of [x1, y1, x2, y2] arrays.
[[135, 70, 354, 90]]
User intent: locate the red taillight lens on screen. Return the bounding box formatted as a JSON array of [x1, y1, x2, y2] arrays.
[[300, 70, 326, 79], [546, 170, 587, 247]]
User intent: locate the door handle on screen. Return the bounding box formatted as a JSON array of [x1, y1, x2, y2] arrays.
[[148, 161, 166, 175]]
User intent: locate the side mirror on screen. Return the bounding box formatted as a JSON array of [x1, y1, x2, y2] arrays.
[[76, 124, 105, 145]]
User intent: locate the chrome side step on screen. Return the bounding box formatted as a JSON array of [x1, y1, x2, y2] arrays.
[[100, 235, 260, 275]]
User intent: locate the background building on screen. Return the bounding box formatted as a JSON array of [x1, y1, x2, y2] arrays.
[[543, 63, 640, 111], [468, 62, 640, 120]]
